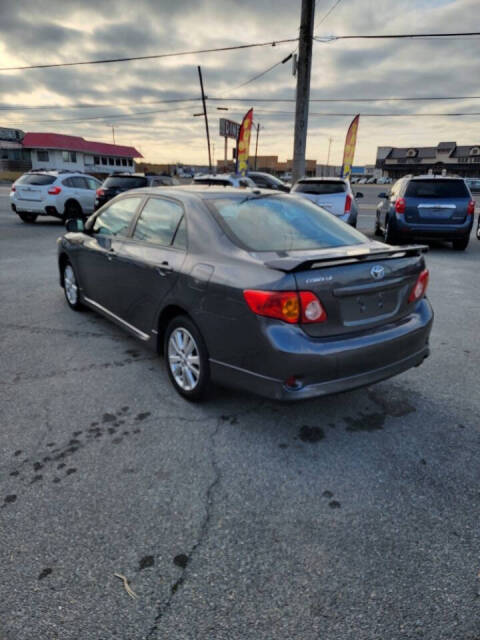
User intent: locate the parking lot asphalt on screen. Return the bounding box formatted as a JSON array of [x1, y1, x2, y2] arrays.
[[1, 184, 480, 640]]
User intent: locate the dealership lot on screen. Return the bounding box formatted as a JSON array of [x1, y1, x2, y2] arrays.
[[1, 184, 480, 639]]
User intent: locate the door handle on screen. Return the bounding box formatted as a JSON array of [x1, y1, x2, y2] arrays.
[[156, 261, 173, 276]]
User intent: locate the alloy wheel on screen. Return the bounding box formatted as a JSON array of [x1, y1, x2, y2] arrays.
[[64, 264, 78, 306], [167, 328, 201, 391]]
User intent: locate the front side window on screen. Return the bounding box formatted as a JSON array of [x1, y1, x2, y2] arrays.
[[133, 197, 184, 246], [92, 196, 143, 236], [85, 177, 99, 190], [207, 195, 366, 252]]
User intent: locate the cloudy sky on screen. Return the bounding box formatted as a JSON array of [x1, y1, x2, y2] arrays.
[[0, 0, 479, 166]]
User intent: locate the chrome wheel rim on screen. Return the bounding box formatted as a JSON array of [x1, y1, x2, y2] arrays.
[[168, 328, 200, 391], [64, 265, 78, 305]]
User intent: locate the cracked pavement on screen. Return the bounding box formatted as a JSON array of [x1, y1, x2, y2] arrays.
[[1, 185, 480, 639]]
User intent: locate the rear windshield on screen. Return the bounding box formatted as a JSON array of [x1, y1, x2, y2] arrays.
[[103, 176, 147, 188], [405, 179, 469, 199], [207, 195, 365, 252], [293, 180, 347, 195], [16, 174, 56, 185]]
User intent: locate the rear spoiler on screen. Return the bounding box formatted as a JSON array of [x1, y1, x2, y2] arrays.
[[265, 244, 428, 272]]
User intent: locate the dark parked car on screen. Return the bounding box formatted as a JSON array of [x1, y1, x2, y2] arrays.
[[94, 173, 179, 210], [375, 175, 475, 250], [58, 187, 433, 402], [247, 171, 290, 192]]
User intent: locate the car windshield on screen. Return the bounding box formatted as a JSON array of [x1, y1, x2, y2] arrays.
[[103, 176, 148, 188], [405, 179, 469, 198], [16, 174, 56, 185], [293, 180, 347, 195], [207, 195, 366, 252]]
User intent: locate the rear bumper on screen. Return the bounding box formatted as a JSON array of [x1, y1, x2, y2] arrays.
[[209, 298, 433, 401], [395, 216, 473, 239], [11, 197, 60, 217]]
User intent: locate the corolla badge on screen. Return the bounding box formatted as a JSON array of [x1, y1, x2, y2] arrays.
[[370, 265, 385, 280]]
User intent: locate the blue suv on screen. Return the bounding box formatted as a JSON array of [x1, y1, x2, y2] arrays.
[[375, 175, 475, 250]]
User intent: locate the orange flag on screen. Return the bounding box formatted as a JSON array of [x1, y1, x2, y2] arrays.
[[341, 115, 360, 180], [236, 108, 254, 176]]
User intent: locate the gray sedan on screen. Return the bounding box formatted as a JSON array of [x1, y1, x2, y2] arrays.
[[58, 186, 433, 401]]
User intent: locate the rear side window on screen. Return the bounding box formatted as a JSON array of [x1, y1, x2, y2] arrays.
[[16, 174, 56, 186], [293, 181, 347, 195], [103, 176, 147, 189], [92, 196, 143, 236], [133, 197, 184, 246], [405, 179, 469, 199], [208, 195, 365, 252], [195, 178, 231, 186]]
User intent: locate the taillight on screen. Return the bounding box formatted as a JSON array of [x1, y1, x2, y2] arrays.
[[395, 197, 406, 214], [344, 194, 352, 213], [408, 269, 429, 303], [243, 290, 327, 324], [467, 200, 475, 215], [96, 188, 104, 197], [299, 291, 327, 323], [48, 186, 62, 195]]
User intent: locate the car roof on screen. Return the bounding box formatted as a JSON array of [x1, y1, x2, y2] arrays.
[[116, 185, 279, 200], [408, 174, 463, 181], [297, 177, 346, 182]]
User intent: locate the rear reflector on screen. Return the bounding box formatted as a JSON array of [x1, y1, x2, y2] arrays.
[[48, 186, 62, 195], [408, 269, 429, 303], [467, 200, 475, 215], [344, 193, 352, 213], [395, 197, 406, 214], [243, 290, 327, 324]]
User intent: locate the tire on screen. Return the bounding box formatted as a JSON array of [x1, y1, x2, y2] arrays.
[[164, 315, 210, 402], [452, 235, 470, 251], [62, 260, 84, 311], [476, 223, 480, 240], [64, 200, 83, 221], [384, 217, 398, 244], [374, 215, 383, 237], [18, 212, 38, 223]]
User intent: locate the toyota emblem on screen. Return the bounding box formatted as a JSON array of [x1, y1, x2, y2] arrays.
[[370, 265, 385, 280]]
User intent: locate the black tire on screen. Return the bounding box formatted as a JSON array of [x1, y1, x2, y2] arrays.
[[384, 216, 398, 245], [64, 200, 83, 222], [164, 315, 210, 402], [62, 260, 84, 311], [374, 215, 383, 237], [452, 235, 470, 251], [476, 222, 480, 240], [18, 212, 38, 223]]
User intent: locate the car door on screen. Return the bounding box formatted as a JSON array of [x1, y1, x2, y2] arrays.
[[83, 176, 101, 213], [112, 196, 187, 335], [76, 195, 144, 315]]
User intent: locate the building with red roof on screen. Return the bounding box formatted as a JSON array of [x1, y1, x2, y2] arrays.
[[22, 131, 143, 174]]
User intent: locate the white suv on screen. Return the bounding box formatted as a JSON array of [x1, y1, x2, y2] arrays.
[[193, 173, 256, 188], [10, 171, 101, 224]]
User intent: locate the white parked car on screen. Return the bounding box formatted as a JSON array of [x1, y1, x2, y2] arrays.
[[10, 170, 101, 224], [193, 173, 256, 188], [290, 177, 364, 227]]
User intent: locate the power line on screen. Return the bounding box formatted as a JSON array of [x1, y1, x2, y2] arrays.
[[315, 31, 480, 42], [0, 38, 299, 72], [209, 95, 480, 103], [0, 97, 200, 111], [6, 106, 190, 126], [316, 0, 343, 28]]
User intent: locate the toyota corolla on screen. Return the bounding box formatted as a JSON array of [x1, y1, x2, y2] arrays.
[[57, 187, 433, 401]]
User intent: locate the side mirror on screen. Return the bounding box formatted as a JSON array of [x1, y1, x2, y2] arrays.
[[65, 218, 84, 232], [378, 192, 388, 199], [355, 191, 364, 199]]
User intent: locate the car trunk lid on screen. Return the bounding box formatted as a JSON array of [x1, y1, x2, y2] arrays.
[[260, 243, 427, 338]]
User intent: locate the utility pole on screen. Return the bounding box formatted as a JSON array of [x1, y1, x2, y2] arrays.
[[326, 137, 332, 175], [111, 125, 116, 144], [197, 65, 212, 173], [254, 123, 260, 170], [292, 0, 315, 184]]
